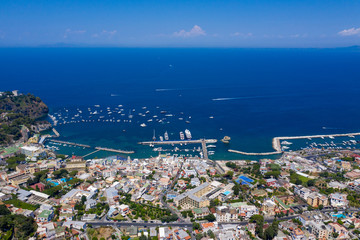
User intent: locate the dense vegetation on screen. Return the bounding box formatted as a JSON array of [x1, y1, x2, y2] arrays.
[[0, 205, 37, 239], [0, 92, 48, 145]]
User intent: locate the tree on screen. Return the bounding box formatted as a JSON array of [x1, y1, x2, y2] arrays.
[[226, 171, 234, 179], [0, 205, 11, 215], [204, 214, 216, 222]]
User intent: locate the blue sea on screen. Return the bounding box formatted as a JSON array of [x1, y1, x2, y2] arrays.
[[1, 47, 360, 160]]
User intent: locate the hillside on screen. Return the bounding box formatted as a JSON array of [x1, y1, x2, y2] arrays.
[[0, 92, 48, 119], [0, 92, 49, 145]]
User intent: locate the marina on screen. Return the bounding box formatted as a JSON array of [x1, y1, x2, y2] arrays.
[[140, 139, 217, 159], [229, 132, 360, 156]]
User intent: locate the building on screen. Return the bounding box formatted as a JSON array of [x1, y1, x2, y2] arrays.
[[37, 209, 54, 222], [308, 221, 329, 239], [329, 193, 348, 208], [174, 182, 212, 209], [307, 192, 328, 208], [215, 206, 238, 222], [192, 207, 210, 218]]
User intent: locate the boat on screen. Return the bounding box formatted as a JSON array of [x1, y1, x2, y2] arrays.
[[209, 116, 214, 119], [164, 131, 169, 141], [207, 145, 216, 148], [153, 130, 156, 141], [140, 123, 147, 127], [180, 132, 185, 140], [221, 136, 231, 144], [128, 110, 133, 119], [185, 121, 191, 124], [281, 141, 292, 145], [185, 129, 192, 139], [160, 136, 164, 141]]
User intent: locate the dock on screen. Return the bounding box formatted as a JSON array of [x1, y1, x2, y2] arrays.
[[49, 140, 91, 148], [139, 139, 217, 145], [139, 139, 217, 160], [95, 147, 134, 154]]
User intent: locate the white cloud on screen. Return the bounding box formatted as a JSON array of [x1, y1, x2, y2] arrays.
[[92, 30, 117, 38], [173, 25, 206, 38], [230, 32, 253, 37], [338, 27, 360, 36], [63, 29, 86, 39]]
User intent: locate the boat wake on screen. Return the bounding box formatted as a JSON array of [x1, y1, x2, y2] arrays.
[[212, 95, 268, 101]]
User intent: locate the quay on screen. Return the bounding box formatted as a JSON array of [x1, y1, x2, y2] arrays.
[[139, 139, 217, 160], [49, 140, 91, 148], [95, 147, 134, 154], [139, 139, 217, 145]]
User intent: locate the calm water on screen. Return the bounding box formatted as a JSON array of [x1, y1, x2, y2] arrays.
[[1, 47, 360, 160]]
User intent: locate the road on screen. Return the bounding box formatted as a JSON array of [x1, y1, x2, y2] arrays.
[[159, 159, 185, 221], [88, 221, 193, 228]]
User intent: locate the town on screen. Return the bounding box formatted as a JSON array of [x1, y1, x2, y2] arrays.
[[1, 90, 360, 239], [1, 136, 360, 239]]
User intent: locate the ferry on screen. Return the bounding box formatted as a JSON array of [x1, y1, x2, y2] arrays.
[[180, 131, 185, 140], [185, 129, 192, 139], [164, 131, 169, 141]]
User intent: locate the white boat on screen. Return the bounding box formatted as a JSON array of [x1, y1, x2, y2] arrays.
[[180, 131, 185, 140], [207, 145, 216, 148], [209, 116, 214, 119], [160, 136, 164, 141], [140, 123, 147, 127], [185, 129, 192, 139], [164, 131, 169, 141]]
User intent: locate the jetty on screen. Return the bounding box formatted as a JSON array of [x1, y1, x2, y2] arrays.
[[228, 149, 281, 156], [52, 128, 60, 137], [82, 149, 101, 158], [95, 147, 134, 154], [49, 140, 91, 148]]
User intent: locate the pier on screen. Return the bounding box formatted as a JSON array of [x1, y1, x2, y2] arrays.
[[49, 140, 91, 148], [139, 139, 217, 160], [52, 128, 60, 137], [95, 147, 134, 154], [82, 149, 101, 158]]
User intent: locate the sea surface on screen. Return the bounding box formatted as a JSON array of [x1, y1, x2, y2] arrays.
[[1, 47, 360, 160]]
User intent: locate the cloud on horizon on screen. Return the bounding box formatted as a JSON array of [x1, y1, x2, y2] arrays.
[[173, 25, 206, 38], [338, 27, 360, 36], [63, 29, 86, 39]]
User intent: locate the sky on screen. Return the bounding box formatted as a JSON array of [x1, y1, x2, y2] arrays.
[[0, 0, 360, 47]]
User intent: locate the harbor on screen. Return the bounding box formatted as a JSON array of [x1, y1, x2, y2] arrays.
[[229, 132, 360, 156], [139, 139, 217, 159]]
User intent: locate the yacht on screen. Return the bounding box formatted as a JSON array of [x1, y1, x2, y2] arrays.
[[160, 136, 164, 141], [185, 129, 192, 139], [164, 131, 169, 141], [180, 131, 185, 140], [140, 123, 147, 127]]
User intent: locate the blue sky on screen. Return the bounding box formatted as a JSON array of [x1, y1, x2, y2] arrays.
[[0, 0, 360, 47]]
